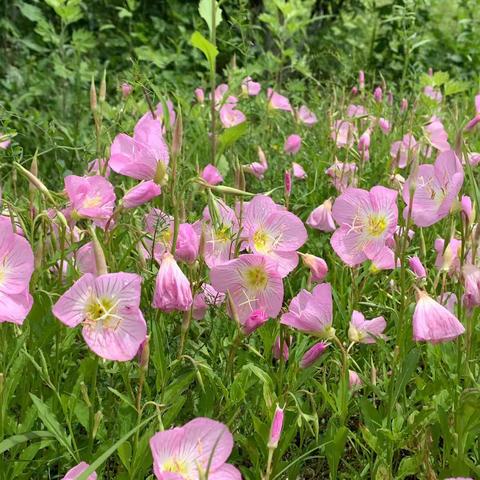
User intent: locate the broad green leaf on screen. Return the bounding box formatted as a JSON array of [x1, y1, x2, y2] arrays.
[[190, 31, 218, 72], [198, 0, 222, 34], [218, 122, 248, 154], [0, 431, 54, 454]]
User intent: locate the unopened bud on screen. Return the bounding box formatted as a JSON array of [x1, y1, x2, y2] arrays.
[[93, 410, 103, 439], [90, 228, 108, 276], [14, 162, 54, 204], [267, 405, 284, 449], [226, 290, 240, 327], [172, 114, 183, 157], [80, 382, 91, 407], [90, 76, 97, 111], [99, 70, 106, 103]]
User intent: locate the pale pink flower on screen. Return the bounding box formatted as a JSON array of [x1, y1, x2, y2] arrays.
[[301, 253, 328, 283], [306, 199, 335, 232], [87, 158, 110, 177], [267, 88, 292, 112], [434, 238, 462, 274], [378, 118, 391, 134], [122, 181, 161, 209], [292, 162, 307, 179], [349, 370, 363, 389], [268, 405, 284, 449], [390, 134, 418, 169], [201, 164, 223, 185], [64, 175, 115, 226], [284, 170, 291, 197], [121, 83, 133, 97], [424, 117, 450, 152], [53, 273, 147, 361], [374, 86, 383, 102], [243, 309, 268, 335], [244, 146, 269, 179], [152, 252, 192, 312], [300, 341, 328, 368], [0, 133, 11, 149], [137, 100, 176, 131], [331, 120, 356, 148], [110, 117, 169, 181], [351, 86, 359, 96], [403, 150, 463, 227], [346, 104, 367, 118], [192, 283, 225, 320], [413, 291, 465, 343], [210, 254, 283, 325], [284, 134, 302, 155], [273, 335, 289, 361], [212, 83, 230, 108], [465, 94, 480, 131], [438, 292, 457, 314], [325, 161, 357, 192], [0, 225, 34, 325], [194, 87, 205, 104], [219, 104, 246, 128], [242, 76, 261, 96], [281, 283, 334, 338], [401, 98, 408, 112], [358, 70, 365, 90], [348, 310, 386, 344], [150, 418, 241, 480], [423, 85, 442, 103], [63, 461, 97, 480], [467, 152, 480, 166], [444, 477, 473, 480], [296, 105, 317, 126], [408, 256, 427, 279], [331, 186, 398, 267], [358, 128, 371, 160], [462, 264, 480, 309], [76, 242, 97, 276], [243, 195, 307, 276]]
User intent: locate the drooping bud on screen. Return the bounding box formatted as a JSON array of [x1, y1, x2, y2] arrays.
[[267, 405, 284, 449]]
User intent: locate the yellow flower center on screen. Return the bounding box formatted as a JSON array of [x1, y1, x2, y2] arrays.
[[366, 215, 387, 237], [163, 457, 189, 476], [244, 265, 268, 291], [253, 229, 270, 253], [83, 196, 102, 208], [85, 297, 119, 330], [160, 229, 171, 245], [215, 225, 231, 242]]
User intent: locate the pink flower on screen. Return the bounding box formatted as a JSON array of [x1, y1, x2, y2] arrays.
[[467, 152, 480, 166], [296, 105, 317, 126], [219, 104, 246, 128], [267, 88, 292, 112], [331, 186, 398, 267], [401, 98, 408, 112], [284, 170, 292, 197], [281, 283, 334, 338], [434, 237, 462, 274], [387, 91, 393, 105], [210, 254, 284, 325], [201, 164, 223, 185], [358, 129, 371, 159], [325, 161, 357, 192], [424, 117, 450, 152], [348, 310, 386, 344], [122, 181, 161, 209], [349, 370, 363, 390], [273, 335, 289, 361], [351, 86, 359, 96], [300, 341, 328, 368], [121, 82, 133, 97], [52, 273, 147, 361], [137, 100, 176, 131], [465, 94, 480, 131], [292, 162, 307, 179], [346, 105, 367, 118], [213, 83, 231, 108], [331, 120, 356, 148], [378, 118, 391, 134], [244, 146, 269, 179], [76, 242, 97, 275], [438, 292, 457, 314], [413, 291, 465, 343], [243, 309, 269, 335], [306, 199, 335, 232], [408, 256, 427, 279], [152, 252, 193, 312], [0, 225, 34, 325], [390, 134, 418, 169], [267, 405, 284, 449], [423, 85, 442, 103], [358, 71, 365, 90], [301, 253, 328, 283], [374, 86, 383, 102], [87, 158, 110, 177], [109, 116, 169, 182], [192, 283, 225, 320], [242, 76, 261, 96], [243, 195, 307, 276], [150, 417, 241, 480], [461, 195, 473, 222], [462, 264, 480, 309], [62, 462, 97, 480], [403, 150, 463, 227], [65, 175, 115, 225], [284, 134, 302, 155], [0, 133, 11, 150], [194, 87, 205, 103]]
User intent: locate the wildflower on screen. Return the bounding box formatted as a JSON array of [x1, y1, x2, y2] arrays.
[[374, 86, 383, 102], [150, 418, 241, 480], [192, 283, 225, 320], [301, 253, 328, 283], [194, 87, 205, 103], [401, 98, 408, 111], [0, 133, 11, 149], [65, 175, 115, 226], [462, 264, 480, 309], [53, 273, 147, 361], [292, 162, 307, 179], [137, 100, 176, 131], [331, 120, 356, 147], [351, 86, 359, 96], [273, 335, 289, 361], [296, 105, 317, 126], [267, 88, 292, 112], [378, 117, 391, 134], [284, 134, 301, 155], [408, 256, 427, 279], [348, 310, 386, 344], [358, 70, 365, 90], [210, 254, 284, 324], [358, 128, 371, 160], [152, 252, 193, 312], [87, 158, 110, 177], [201, 164, 223, 185], [438, 292, 457, 314], [330, 186, 398, 267], [306, 199, 336, 232], [403, 150, 463, 227], [390, 134, 418, 169], [243, 309, 269, 335], [110, 117, 169, 183], [299, 341, 328, 368], [0, 225, 34, 325], [423, 85, 442, 103], [121, 82, 133, 97], [424, 116, 450, 152], [268, 405, 284, 449], [281, 283, 334, 338], [243, 195, 307, 276], [461, 195, 473, 223], [244, 147, 268, 179], [434, 237, 462, 274], [219, 104, 246, 128], [242, 76, 261, 96], [465, 94, 480, 131], [62, 462, 97, 480], [413, 291, 465, 343], [387, 91, 393, 105], [284, 170, 292, 198], [349, 370, 363, 390], [347, 104, 367, 118], [121, 181, 161, 209], [325, 161, 357, 192], [76, 242, 97, 275], [467, 152, 480, 166]]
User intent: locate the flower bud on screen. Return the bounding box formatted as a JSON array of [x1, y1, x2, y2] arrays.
[[300, 342, 328, 368], [267, 405, 284, 449]]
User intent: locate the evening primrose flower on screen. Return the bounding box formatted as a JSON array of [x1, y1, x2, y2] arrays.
[[150, 418, 241, 480], [52, 273, 147, 361], [330, 186, 398, 267], [62, 462, 97, 479], [210, 253, 283, 325], [348, 310, 386, 344], [267, 88, 292, 112], [306, 199, 336, 232]]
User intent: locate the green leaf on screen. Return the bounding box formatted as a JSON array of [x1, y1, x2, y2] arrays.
[[17, 2, 46, 22], [444, 80, 468, 97], [0, 431, 54, 454], [198, 0, 222, 34], [190, 31, 218, 72], [391, 348, 420, 407], [218, 122, 248, 154]]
